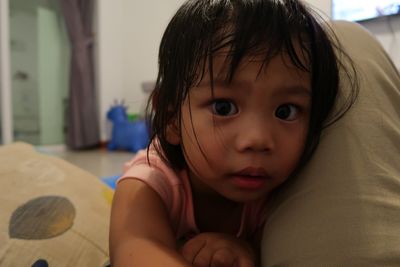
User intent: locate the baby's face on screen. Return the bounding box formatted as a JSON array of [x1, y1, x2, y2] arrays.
[[170, 52, 311, 203]]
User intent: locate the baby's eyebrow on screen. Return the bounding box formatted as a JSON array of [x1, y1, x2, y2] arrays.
[[212, 82, 311, 96], [195, 78, 230, 88], [195, 80, 311, 97], [210, 77, 257, 86], [275, 85, 311, 97]]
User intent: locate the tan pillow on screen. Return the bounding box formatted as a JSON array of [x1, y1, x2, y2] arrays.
[[0, 142, 111, 266], [261, 21, 400, 266]]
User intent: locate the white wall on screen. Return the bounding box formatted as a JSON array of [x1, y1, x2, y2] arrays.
[[96, 0, 126, 141], [304, 0, 332, 19], [96, 0, 185, 141], [122, 1, 186, 114], [96, 0, 400, 142]]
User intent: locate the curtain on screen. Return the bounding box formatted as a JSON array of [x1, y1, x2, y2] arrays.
[[61, 0, 100, 149]]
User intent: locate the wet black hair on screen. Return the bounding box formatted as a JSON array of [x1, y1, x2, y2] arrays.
[[146, 0, 358, 174]]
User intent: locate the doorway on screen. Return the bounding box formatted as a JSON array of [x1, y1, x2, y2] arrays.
[[1, 0, 69, 145]]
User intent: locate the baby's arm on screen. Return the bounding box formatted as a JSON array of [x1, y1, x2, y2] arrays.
[[181, 232, 256, 267], [109, 179, 191, 266]]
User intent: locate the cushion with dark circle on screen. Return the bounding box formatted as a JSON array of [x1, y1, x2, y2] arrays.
[[0, 142, 112, 266]]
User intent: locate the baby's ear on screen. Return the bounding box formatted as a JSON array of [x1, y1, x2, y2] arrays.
[[152, 90, 180, 145], [166, 119, 180, 145]]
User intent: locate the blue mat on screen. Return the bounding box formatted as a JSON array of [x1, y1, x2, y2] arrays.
[[101, 175, 121, 189]]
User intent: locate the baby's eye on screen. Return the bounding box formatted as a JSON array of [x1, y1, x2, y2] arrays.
[[275, 104, 299, 121], [211, 100, 238, 116]]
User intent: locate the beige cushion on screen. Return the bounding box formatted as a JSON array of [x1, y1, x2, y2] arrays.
[[0, 142, 111, 266], [261, 21, 400, 266]]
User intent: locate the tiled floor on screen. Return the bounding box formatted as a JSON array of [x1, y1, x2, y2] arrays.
[[37, 146, 135, 178]]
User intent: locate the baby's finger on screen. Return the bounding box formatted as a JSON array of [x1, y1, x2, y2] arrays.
[[235, 254, 255, 267], [191, 245, 214, 267], [180, 237, 207, 265], [210, 248, 235, 267]]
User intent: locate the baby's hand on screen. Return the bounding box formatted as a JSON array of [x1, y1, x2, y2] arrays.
[[180, 232, 255, 267]]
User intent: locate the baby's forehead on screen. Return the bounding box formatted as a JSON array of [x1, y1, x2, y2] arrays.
[[210, 35, 308, 61], [203, 49, 309, 76], [194, 53, 311, 91]]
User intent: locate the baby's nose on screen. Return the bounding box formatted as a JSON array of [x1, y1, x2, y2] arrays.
[[235, 120, 275, 153]]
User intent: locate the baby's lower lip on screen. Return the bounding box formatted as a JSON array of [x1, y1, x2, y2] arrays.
[[231, 175, 268, 189]]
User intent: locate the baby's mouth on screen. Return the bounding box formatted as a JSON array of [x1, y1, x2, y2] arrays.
[[231, 167, 271, 189]]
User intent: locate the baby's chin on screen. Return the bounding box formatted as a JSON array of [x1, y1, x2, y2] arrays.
[[221, 189, 271, 204]]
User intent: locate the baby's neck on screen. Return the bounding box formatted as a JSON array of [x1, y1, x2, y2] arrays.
[[188, 172, 243, 234], [193, 193, 243, 234]]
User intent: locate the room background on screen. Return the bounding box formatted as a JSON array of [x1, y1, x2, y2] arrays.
[[0, 0, 399, 146], [95, 0, 400, 142]]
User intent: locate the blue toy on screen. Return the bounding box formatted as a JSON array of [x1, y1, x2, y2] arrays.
[[107, 103, 149, 153]]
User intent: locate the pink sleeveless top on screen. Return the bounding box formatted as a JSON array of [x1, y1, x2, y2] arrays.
[[118, 149, 268, 242]]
